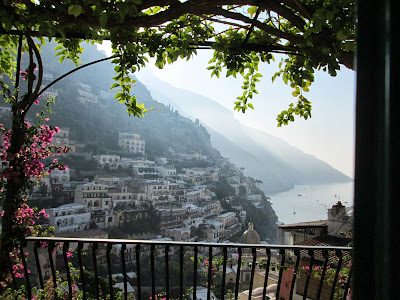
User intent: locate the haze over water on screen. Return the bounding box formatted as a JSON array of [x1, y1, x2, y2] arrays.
[[264, 182, 354, 225]]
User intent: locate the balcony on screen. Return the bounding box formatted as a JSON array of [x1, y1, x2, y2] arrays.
[[18, 237, 352, 300]]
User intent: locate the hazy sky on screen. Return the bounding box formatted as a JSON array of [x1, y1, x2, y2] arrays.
[[98, 43, 356, 178]]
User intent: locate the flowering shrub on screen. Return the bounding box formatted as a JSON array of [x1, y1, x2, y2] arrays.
[[0, 273, 129, 300], [308, 262, 352, 299], [0, 83, 69, 286]]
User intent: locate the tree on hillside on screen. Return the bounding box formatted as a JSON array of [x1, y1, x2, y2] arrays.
[[0, 0, 355, 282]]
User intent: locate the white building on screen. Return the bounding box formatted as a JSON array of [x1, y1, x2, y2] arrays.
[[158, 165, 176, 177], [118, 133, 145, 154], [97, 154, 121, 168], [94, 175, 123, 187], [50, 167, 70, 183], [108, 186, 146, 206], [77, 83, 98, 104], [201, 201, 222, 218], [215, 212, 238, 228], [52, 128, 76, 152], [204, 220, 224, 242], [155, 157, 168, 165], [47, 204, 91, 233], [185, 168, 207, 177], [74, 182, 114, 229], [144, 181, 181, 204], [184, 216, 204, 229], [182, 203, 202, 215], [164, 227, 190, 241], [247, 194, 262, 203]]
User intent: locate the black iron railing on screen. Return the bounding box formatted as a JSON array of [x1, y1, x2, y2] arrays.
[[18, 237, 352, 300]]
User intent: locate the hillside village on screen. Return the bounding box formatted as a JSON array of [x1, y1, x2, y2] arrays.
[[0, 116, 277, 244]]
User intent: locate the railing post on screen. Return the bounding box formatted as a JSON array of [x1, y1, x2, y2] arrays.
[[289, 249, 301, 300], [92, 242, 99, 300], [150, 244, 155, 300], [221, 247, 227, 299], [330, 250, 343, 300], [276, 248, 286, 299], [179, 245, 184, 300], [207, 246, 213, 300], [234, 247, 242, 300], [20, 240, 31, 300], [121, 244, 128, 300], [165, 245, 169, 300], [33, 240, 44, 289], [262, 249, 271, 300], [106, 243, 114, 300], [136, 244, 141, 300], [62, 241, 72, 300], [48, 241, 57, 300], [248, 247, 257, 300], [77, 242, 86, 300], [317, 249, 329, 300], [193, 246, 198, 300], [303, 249, 315, 300]]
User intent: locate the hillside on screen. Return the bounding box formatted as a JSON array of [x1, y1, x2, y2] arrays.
[[2, 41, 351, 194], [137, 69, 352, 193], [20, 42, 221, 160]]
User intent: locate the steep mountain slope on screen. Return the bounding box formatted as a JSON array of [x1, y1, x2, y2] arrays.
[[137, 69, 352, 193], [4, 41, 350, 194], [21, 42, 221, 160]]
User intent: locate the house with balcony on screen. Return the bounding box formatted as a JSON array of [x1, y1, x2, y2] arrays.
[[200, 201, 222, 219], [118, 132, 145, 154], [158, 207, 189, 232], [50, 167, 70, 183], [74, 182, 114, 228], [94, 174, 123, 187], [158, 165, 177, 178], [164, 227, 191, 241], [144, 180, 181, 205], [52, 127, 77, 153], [47, 203, 91, 233], [215, 212, 238, 229], [96, 154, 121, 169]]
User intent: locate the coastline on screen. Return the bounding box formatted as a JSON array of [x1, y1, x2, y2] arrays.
[[264, 181, 354, 225]]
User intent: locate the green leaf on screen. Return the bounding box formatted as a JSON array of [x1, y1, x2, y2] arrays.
[[68, 4, 83, 17], [99, 13, 108, 27]]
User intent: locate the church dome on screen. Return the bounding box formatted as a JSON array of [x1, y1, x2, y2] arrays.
[[241, 222, 261, 244]]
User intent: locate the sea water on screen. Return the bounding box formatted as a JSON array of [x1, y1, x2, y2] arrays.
[[265, 182, 354, 225]]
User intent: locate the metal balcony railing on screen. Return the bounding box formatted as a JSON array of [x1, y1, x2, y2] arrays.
[[18, 237, 352, 300]]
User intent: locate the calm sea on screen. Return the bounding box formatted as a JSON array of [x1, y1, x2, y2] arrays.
[[264, 182, 354, 225]]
